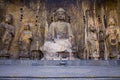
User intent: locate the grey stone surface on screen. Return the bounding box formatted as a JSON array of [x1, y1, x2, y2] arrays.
[[0, 60, 120, 66], [0, 60, 120, 80], [0, 65, 120, 77], [0, 78, 120, 80]]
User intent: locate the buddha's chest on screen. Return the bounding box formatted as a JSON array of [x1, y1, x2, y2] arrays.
[[54, 23, 68, 33]]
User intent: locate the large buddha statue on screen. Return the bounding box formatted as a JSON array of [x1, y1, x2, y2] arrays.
[[41, 8, 74, 60]]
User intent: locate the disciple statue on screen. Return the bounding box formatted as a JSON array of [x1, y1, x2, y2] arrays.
[[0, 14, 15, 57], [87, 18, 99, 60], [18, 23, 32, 58], [41, 8, 74, 60], [106, 17, 119, 59]]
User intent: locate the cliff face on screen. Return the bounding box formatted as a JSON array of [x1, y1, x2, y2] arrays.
[[0, 0, 120, 58]]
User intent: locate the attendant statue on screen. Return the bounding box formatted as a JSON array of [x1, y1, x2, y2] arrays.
[[0, 14, 15, 57]]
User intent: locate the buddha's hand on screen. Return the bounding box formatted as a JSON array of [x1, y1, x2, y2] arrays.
[[52, 39, 56, 43], [69, 36, 73, 42]]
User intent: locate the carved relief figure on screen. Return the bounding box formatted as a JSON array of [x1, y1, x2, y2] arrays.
[[0, 14, 15, 57]]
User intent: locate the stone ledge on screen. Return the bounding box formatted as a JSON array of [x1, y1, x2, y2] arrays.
[[0, 60, 120, 66]]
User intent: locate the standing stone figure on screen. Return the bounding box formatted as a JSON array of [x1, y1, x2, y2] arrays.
[[106, 17, 119, 59], [18, 23, 32, 58], [41, 8, 74, 60], [0, 14, 15, 57], [87, 19, 99, 60]]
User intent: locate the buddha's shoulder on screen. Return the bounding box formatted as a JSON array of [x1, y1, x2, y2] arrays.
[[50, 22, 57, 26], [51, 21, 69, 24], [50, 22, 71, 27]]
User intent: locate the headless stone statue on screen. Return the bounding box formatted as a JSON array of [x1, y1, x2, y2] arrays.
[[106, 17, 119, 59], [41, 8, 74, 60], [0, 14, 15, 56]]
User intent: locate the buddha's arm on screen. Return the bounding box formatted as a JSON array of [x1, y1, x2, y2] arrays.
[[67, 23, 74, 39], [49, 23, 55, 40]]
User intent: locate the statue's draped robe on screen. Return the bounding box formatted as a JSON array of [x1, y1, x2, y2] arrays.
[[41, 21, 73, 53], [19, 30, 32, 54], [0, 22, 15, 54]]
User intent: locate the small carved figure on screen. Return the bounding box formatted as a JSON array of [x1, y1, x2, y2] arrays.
[[0, 14, 15, 57]]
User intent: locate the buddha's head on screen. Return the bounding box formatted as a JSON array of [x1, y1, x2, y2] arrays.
[[56, 8, 66, 21]]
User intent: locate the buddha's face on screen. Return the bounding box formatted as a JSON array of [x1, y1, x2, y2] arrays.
[[57, 11, 65, 21]]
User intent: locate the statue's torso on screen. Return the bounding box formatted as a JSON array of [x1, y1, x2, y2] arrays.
[[0, 22, 15, 50], [50, 21, 71, 39]]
